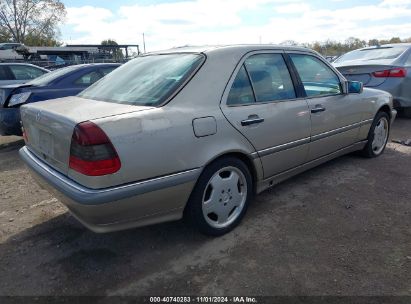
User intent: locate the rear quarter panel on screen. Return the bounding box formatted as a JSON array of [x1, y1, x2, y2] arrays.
[[69, 107, 259, 189]]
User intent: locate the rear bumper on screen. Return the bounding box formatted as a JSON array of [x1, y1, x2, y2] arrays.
[[0, 107, 22, 136], [19, 146, 200, 232]]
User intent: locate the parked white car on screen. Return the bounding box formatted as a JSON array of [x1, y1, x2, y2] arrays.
[[0, 43, 25, 61]]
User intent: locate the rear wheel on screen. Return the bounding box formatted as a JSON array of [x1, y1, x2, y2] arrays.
[[185, 157, 253, 236], [361, 112, 390, 158]]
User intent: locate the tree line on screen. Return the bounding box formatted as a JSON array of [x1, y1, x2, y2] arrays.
[[281, 37, 411, 56], [0, 0, 65, 46]]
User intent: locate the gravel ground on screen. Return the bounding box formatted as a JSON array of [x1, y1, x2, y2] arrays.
[[0, 119, 410, 296]]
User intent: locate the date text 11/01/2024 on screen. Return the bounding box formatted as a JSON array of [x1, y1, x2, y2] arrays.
[[149, 296, 258, 303]]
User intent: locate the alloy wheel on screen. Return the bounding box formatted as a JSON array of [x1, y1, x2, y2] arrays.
[[201, 166, 247, 229]]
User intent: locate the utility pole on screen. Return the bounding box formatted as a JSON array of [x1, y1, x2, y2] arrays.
[[142, 33, 146, 53]]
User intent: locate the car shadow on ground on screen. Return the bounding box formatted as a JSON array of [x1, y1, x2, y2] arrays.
[[0, 205, 211, 295], [0, 138, 24, 152]]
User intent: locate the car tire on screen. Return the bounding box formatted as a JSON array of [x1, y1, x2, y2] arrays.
[[185, 157, 253, 236], [361, 111, 390, 158]]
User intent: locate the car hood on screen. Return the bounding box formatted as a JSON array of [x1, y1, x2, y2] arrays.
[[0, 83, 31, 90]]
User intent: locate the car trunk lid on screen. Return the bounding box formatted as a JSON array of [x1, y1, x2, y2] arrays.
[[21, 96, 154, 175], [335, 64, 395, 87]]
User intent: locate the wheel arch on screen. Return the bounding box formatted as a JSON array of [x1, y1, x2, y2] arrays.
[[377, 104, 392, 120], [201, 151, 261, 193]]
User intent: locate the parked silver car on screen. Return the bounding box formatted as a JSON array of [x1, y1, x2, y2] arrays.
[[19, 45, 396, 235], [334, 43, 411, 117], [0, 63, 49, 86]]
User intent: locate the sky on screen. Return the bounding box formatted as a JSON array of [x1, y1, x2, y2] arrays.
[[60, 0, 411, 52]]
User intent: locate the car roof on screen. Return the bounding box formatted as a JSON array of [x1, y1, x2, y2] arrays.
[[0, 62, 44, 67], [44, 63, 120, 72], [0, 62, 49, 71], [356, 43, 411, 51], [146, 44, 316, 56], [76, 63, 121, 66], [59, 63, 121, 68]]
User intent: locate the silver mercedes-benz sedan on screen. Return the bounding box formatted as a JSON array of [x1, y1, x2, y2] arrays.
[[19, 45, 396, 236], [334, 43, 411, 117]]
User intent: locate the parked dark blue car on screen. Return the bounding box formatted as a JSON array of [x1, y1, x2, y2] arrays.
[[0, 63, 120, 136]]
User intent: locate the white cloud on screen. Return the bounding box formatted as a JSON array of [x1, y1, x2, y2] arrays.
[[63, 0, 411, 52], [275, 3, 310, 14], [380, 0, 411, 7]]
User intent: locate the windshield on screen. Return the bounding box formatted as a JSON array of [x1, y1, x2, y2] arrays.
[[27, 65, 81, 86], [335, 46, 409, 64], [79, 54, 205, 106]]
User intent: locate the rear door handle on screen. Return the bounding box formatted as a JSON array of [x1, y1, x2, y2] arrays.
[[241, 116, 264, 126], [311, 105, 326, 113]]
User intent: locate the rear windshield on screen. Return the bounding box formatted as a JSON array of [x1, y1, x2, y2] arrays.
[[335, 46, 409, 63], [27, 65, 81, 86], [78, 54, 205, 106]]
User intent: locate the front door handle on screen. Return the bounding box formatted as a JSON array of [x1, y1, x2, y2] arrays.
[[241, 115, 264, 126], [311, 105, 326, 113]]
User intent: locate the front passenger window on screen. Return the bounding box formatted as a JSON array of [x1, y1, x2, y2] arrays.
[[290, 54, 341, 97]]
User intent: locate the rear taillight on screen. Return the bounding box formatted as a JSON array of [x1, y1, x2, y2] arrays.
[[373, 68, 407, 78], [69, 121, 121, 176]]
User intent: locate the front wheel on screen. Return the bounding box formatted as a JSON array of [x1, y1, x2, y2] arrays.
[[361, 112, 390, 158], [185, 157, 253, 236]]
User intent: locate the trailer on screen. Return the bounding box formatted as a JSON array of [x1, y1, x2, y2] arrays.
[[0, 43, 139, 68]]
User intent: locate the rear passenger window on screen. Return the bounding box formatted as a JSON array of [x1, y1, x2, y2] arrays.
[[245, 54, 296, 102], [75, 71, 102, 85], [227, 65, 255, 105], [290, 54, 341, 97], [9, 65, 45, 80]]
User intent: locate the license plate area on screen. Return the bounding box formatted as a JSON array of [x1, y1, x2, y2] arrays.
[[38, 129, 53, 157]]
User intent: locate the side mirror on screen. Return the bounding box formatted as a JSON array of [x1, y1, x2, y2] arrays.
[[347, 81, 363, 94]]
